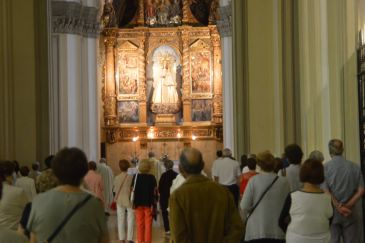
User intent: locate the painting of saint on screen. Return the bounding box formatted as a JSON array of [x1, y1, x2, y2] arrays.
[[118, 101, 139, 123], [192, 100, 212, 122], [191, 52, 211, 93], [118, 55, 138, 95]]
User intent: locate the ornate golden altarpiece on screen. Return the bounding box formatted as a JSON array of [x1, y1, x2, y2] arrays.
[[100, 0, 223, 164]]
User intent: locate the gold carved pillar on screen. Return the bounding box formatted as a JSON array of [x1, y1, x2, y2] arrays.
[[181, 28, 192, 123], [138, 34, 147, 124], [136, 0, 145, 25], [104, 30, 117, 126], [210, 26, 223, 124]]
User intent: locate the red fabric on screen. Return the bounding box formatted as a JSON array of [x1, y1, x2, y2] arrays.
[[240, 171, 258, 196], [135, 206, 153, 243]]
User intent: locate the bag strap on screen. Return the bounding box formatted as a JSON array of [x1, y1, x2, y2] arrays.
[[247, 176, 278, 220], [46, 194, 92, 243], [114, 174, 128, 201]]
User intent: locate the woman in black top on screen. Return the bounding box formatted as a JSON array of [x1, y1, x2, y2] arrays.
[[158, 159, 177, 234], [132, 159, 157, 243]]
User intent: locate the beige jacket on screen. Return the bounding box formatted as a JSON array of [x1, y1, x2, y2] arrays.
[[113, 172, 133, 208]]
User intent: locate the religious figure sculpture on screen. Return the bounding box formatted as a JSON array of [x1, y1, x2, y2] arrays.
[[145, 0, 182, 26], [151, 51, 180, 114]]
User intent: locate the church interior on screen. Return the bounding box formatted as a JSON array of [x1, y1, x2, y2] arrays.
[[2, 0, 365, 242]]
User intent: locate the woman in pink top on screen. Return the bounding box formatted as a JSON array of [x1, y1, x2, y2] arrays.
[[84, 161, 104, 203]]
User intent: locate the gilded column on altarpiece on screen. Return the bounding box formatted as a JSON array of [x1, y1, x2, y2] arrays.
[[138, 33, 147, 124], [181, 28, 192, 123], [210, 26, 223, 124], [103, 30, 118, 126]]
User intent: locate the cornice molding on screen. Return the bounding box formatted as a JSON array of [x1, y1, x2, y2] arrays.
[[51, 1, 100, 38]]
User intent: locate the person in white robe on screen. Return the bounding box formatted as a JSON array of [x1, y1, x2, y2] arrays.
[[97, 158, 114, 214]]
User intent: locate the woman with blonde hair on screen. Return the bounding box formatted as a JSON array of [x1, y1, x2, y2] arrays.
[[240, 151, 290, 243], [132, 159, 157, 243]]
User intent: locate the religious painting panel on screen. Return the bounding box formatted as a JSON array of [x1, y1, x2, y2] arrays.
[[145, 0, 182, 26], [190, 51, 211, 94], [118, 101, 139, 123], [117, 53, 139, 97], [192, 99, 212, 122]]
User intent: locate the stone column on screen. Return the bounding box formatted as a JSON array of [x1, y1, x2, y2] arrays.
[[181, 28, 192, 123], [103, 31, 118, 126], [218, 0, 235, 152], [138, 34, 147, 124], [210, 26, 223, 124], [50, 0, 101, 160]]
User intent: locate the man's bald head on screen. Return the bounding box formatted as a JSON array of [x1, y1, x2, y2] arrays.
[[179, 148, 204, 175], [328, 139, 344, 156]]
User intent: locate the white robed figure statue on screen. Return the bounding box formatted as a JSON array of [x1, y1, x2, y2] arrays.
[[151, 48, 180, 114]]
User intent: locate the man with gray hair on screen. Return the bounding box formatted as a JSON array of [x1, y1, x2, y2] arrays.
[[322, 139, 365, 243], [212, 148, 241, 206], [169, 148, 243, 242]]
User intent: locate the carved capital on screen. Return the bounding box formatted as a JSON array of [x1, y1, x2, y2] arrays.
[[51, 2, 100, 38], [216, 3, 232, 37]]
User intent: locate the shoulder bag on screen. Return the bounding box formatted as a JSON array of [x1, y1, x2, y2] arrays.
[[110, 175, 128, 211], [44, 194, 92, 243]]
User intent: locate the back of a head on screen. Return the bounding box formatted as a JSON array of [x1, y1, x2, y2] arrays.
[[216, 150, 222, 158], [119, 159, 130, 172], [328, 139, 344, 156], [148, 151, 155, 158], [308, 150, 324, 163], [256, 151, 275, 172], [284, 144, 303, 165], [222, 148, 232, 158], [44, 155, 55, 169], [32, 162, 40, 171], [52, 147, 88, 186], [179, 148, 204, 175], [19, 166, 30, 177], [300, 159, 324, 185], [164, 159, 174, 170], [138, 159, 152, 173], [88, 161, 97, 171], [246, 158, 256, 171], [0, 161, 15, 199], [99, 158, 107, 164]]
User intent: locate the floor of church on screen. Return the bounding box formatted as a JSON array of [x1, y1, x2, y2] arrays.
[[108, 212, 170, 243]]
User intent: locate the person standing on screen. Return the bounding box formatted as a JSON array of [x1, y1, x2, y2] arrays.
[[240, 151, 290, 243], [279, 159, 333, 243], [281, 144, 304, 192], [97, 158, 114, 214], [169, 148, 243, 242], [158, 159, 177, 235], [212, 148, 241, 206], [36, 155, 59, 193], [147, 152, 162, 182], [28, 162, 41, 181], [113, 159, 134, 243], [0, 161, 28, 230], [15, 166, 37, 201], [322, 139, 365, 243], [132, 159, 157, 243], [84, 161, 104, 203], [27, 147, 109, 243], [239, 158, 258, 197]]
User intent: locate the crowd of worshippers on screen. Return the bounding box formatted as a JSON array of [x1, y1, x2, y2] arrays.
[[0, 138, 363, 243]]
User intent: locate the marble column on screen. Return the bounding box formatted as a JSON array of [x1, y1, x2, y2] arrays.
[[218, 0, 235, 153], [50, 0, 101, 161]]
